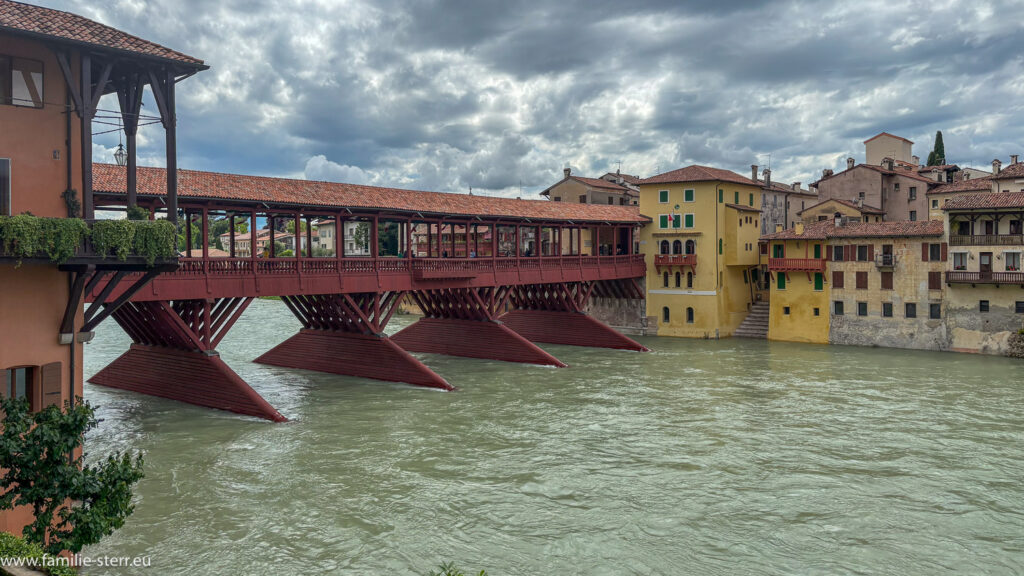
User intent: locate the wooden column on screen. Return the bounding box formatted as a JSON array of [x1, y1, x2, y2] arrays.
[[79, 54, 93, 219], [249, 210, 256, 261], [294, 212, 303, 263], [335, 214, 344, 259], [229, 214, 236, 258], [201, 208, 209, 259]]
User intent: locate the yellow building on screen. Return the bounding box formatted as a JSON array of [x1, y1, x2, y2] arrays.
[[637, 165, 763, 337], [761, 223, 830, 343]]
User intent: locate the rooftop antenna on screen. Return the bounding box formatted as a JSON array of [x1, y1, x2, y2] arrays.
[[615, 160, 622, 174], [469, 186, 473, 196]]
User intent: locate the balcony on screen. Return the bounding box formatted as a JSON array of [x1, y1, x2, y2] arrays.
[[768, 258, 825, 272], [950, 234, 1024, 246], [0, 216, 178, 270], [946, 271, 1024, 285], [875, 253, 896, 269], [655, 254, 697, 268]]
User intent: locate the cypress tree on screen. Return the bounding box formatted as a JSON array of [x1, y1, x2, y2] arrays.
[[928, 131, 945, 166]]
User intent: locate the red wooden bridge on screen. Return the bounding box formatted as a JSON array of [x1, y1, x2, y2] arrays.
[[82, 164, 650, 422]]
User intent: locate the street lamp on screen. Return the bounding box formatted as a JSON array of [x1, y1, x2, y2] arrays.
[[114, 143, 127, 167]]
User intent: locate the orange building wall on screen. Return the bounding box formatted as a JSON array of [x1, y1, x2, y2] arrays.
[[0, 35, 83, 218]]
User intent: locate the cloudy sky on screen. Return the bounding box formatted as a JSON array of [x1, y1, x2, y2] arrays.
[[52, 0, 1024, 197]]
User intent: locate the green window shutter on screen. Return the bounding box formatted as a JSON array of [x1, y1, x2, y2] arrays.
[[814, 272, 823, 291], [749, 193, 754, 206], [777, 273, 786, 290], [685, 214, 694, 228], [719, 238, 723, 254], [659, 215, 669, 228], [813, 244, 821, 259], [659, 190, 668, 203], [718, 189, 723, 203], [734, 191, 739, 204], [673, 215, 681, 228], [685, 189, 694, 202]]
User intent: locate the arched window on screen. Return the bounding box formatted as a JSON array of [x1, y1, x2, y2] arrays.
[[662, 307, 670, 323], [675, 271, 681, 287], [663, 271, 669, 287], [687, 272, 693, 288], [672, 240, 682, 255], [660, 240, 670, 255], [685, 240, 696, 255], [686, 307, 694, 324]]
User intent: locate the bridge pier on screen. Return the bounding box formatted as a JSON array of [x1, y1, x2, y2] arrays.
[[392, 288, 567, 366], [90, 298, 287, 422], [498, 281, 649, 352], [255, 292, 453, 390]]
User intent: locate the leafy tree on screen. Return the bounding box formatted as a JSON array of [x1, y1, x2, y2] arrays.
[[352, 222, 370, 253], [927, 130, 945, 166], [285, 220, 309, 234], [0, 397, 144, 555]]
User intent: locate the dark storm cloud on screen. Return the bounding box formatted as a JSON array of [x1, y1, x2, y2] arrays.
[[44, 0, 1024, 196]]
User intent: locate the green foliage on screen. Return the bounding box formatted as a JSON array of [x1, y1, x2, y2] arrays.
[[353, 221, 370, 252], [126, 205, 150, 221], [427, 562, 486, 576], [285, 219, 309, 234], [90, 219, 136, 260], [928, 130, 945, 166], [0, 214, 89, 264], [91, 219, 177, 265], [0, 397, 144, 556], [278, 248, 294, 257], [61, 189, 81, 219], [0, 532, 76, 576]]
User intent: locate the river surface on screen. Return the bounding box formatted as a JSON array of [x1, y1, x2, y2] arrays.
[[80, 299, 1023, 575]]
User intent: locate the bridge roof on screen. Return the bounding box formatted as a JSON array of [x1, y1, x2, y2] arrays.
[[93, 164, 649, 225]]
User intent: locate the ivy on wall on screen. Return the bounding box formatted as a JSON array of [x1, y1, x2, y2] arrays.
[[0, 215, 177, 266]]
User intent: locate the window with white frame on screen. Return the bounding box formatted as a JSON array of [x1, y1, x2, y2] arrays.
[[1, 56, 44, 108], [952, 252, 968, 271], [1007, 252, 1021, 272], [659, 190, 669, 203]]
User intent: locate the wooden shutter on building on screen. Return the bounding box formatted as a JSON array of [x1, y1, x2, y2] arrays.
[[881, 271, 893, 290], [856, 271, 868, 289], [845, 245, 854, 261], [922, 243, 929, 261], [833, 271, 844, 288], [41, 362, 62, 409], [867, 244, 875, 261], [941, 242, 948, 262], [928, 271, 942, 290]]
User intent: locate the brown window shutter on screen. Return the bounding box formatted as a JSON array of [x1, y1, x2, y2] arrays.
[[825, 245, 831, 261], [856, 271, 868, 289], [922, 243, 929, 262], [845, 245, 854, 261], [867, 244, 875, 261], [833, 270, 844, 288], [881, 271, 893, 290], [41, 362, 62, 410], [928, 271, 941, 290], [941, 242, 948, 262]]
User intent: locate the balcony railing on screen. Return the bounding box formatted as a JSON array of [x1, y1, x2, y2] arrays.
[[875, 254, 896, 268], [946, 271, 1024, 285], [949, 234, 1024, 246], [768, 258, 825, 272], [654, 254, 697, 267]]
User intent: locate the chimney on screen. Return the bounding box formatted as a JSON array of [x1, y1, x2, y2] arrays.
[[1012, 154, 1020, 165], [823, 168, 834, 178], [846, 157, 855, 170], [992, 159, 1001, 175], [834, 213, 844, 227], [883, 157, 895, 171], [563, 165, 571, 179], [912, 155, 920, 167], [795, 222, 805, 235], [751, 164, 759, 182], [791, 181, 801, 191], [763, 168, 771, 188], [856, 197, 863, 208]]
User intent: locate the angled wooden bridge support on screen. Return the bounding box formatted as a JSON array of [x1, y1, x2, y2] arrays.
[[90, 297, 287, 422], [392, 288, 567, 367], [499, 281, 649, 352], [255, 292, 452, 390]]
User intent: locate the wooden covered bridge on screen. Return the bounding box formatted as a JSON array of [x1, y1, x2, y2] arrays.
[[84, 164, 650, 422]]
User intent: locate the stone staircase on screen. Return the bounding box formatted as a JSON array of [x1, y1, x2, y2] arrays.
[[734, 302, 770, 339]]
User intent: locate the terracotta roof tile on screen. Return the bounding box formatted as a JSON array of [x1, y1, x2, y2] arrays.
[[761, 219, 943, 241], [863, 132, 913, 145], [92, 164, 649, 224], [797, 198, 885, 216], [601, 172, 642, 185], [942, 192, 1024, 211], [813, 163, 938, 187], [0, 0, 204, 66], [639, 165, 756, 187], [927, 178, 993, 195], [993, 162, 1024, 180]]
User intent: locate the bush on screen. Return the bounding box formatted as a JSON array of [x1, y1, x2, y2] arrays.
[[0, 532, 76, 576], [0, 214, 89, 265], [125, 205, 150, 221], [427, 562, 486, 576], [91, 219, 177, 265]]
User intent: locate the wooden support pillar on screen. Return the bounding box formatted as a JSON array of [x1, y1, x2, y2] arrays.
[[79, 53, 93, 219], [269, 216, 276, 258], [201, 208, 209, 259], [116, 74, 145, 209], [249, 209, 257, 260], [371, 215, 380, 258], [185, 211, 193, 257], [294, 212, 303, 261], [336, 213, 344, 259], [229, 214, 236, 258]]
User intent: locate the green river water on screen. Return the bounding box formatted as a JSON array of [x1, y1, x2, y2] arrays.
[[80, 299, 1023, 575]]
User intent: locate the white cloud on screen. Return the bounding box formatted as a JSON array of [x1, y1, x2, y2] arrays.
[[303, 155, 371, 185]]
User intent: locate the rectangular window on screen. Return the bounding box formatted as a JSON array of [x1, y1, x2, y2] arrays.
[[834, 301, 844, 316], [777, 273, 786, 290], [881, 271, 893, 290], [2, 57, 44, 108], [832, 270, 844, 288], [684, 189, 694, 202], [932, 199, 939, 209], [0, 158, 9, 216], [930, 303, 941, 319], [659, 190, 669, 203], [760, 243, 768, 255], [718, 238, 722, 254], [673, 214, 682, 229], [883, 302, 893, 317], [833, 245, 844, 261], [659, 215, 669, 229], [734, 191, 739, 204], [909, 186, 917, 200], [1011, 220, 1023, 235], [814, 272, 823, 291], [856, 271, 868, 289], [857, 245, 869, 261], [905, 303, 917, 318], [718, 189, 723, 203], [749, 193, 754, 206], [928, 271, 942, 290], [813, 244, 821, 259], [953, 252, 968, 271], [783, 306, 791, 315], [1016, 301, 1024, 314], [1006, 252, 1021, 271], [979, 300, 989, 312], [813, 307, 820, 316], [684, 214, 694, 228], [910, 210, 917, 221], [929, 243, 942, 261], [2, 367, 32, 408], [857, 302, 868, 316]]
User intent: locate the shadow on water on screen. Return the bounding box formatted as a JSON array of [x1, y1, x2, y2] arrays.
[[81, 299, 1024, 575]]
